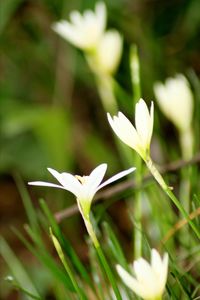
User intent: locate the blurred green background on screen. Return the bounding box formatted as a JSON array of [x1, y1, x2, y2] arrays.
[[0, 0, 200, 298]]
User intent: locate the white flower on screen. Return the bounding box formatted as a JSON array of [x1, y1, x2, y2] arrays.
[[107, 99, 154, 160], [92, 30, 123, 75], [52, 2, 106, 51], [28, 164, 135, 218], [154, 74, 193, 132], [116, 249, 168, 300]]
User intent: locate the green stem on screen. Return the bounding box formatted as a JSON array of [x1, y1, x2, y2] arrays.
[[145, 157, 200, 239], [50, 229, 87, 300], [133, 156, 143, 259], [84, 218, 123, 300], [179, 128, 193, 214], [130, 44, 141, 104], [96, 74, 118, 114], [130, 45, 143, 258]]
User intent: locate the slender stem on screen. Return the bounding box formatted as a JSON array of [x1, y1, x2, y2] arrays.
[[133, 156, 143, 259], [96, 246, 122, 300], [50, 229, 87, 300], [130, 45, 143, 258], [179, 127, 193, 213], [145, 157, 200, 239], [179, 165, 192, 245], [130, 44, 141, 104], [84, 218, 123, 300], [85, 52, 118, 114], [96, 74, 118, 114]]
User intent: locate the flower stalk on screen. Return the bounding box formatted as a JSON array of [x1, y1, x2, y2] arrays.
[[83, 215, 123, 300], [50, 229, 87, 300], [154, 74, 194, 221], [129, 45, 143, 258], [29, 164, 135, 300], [145, 156, 200, 239], [108, 98, 200, 239]]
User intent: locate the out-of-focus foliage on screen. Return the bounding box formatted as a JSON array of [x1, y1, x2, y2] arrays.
[[1, 0, 200, 299], [1, 0, 200, 178]]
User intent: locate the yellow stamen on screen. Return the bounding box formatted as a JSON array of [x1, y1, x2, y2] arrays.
[[75, 175, 88, 185]]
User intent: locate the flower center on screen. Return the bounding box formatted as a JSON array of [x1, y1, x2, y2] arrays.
[[75, 175, 89, 185]]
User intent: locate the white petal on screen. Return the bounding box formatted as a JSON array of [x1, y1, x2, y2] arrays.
[[84, 164, 107, 196], [47, 168, 67, 186], [134, 258, 159, 297], [95, 1, 107, 32], [60, 173, 82, 197], [98, 167, 136, 190], [151, 249, 163, 274], [52, 21, 84, 48], [148, 101, 154, 145], [48, 168, 81, 197], [69, 11, 83, 26], [151, 250, 168, 295], [161, 253, 169, 288], [83, 10, 95, 23], [135, 99, 151, 148], [28, 181, 65, 189], [134, 258, 154, 283], [96, 30, 123, 74], [76, 164, 107, 215], [107, 112, 142, 152], [154, 83, 171, 118], [154, 75, 193, 131], [116, 265, 145, 298]]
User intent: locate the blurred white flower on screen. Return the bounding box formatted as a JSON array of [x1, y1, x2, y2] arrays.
[[107, 99, 154, 160], [28, 164, 135, 218], [92, 30, 123, 75], [154, 74, 193, 132], [116, 249, 168, 300], [52, 2, 106, 51]]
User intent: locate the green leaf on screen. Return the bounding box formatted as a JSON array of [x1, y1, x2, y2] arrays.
[[0, 237, 40, 299], [39, 199, 94, 290], [12, 227, 75, 292], [102, 222, 128, 270], [50, 228, 88, 300], [13, 172, 41, 238]]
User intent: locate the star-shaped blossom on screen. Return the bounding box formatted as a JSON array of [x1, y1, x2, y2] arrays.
[[117, 249, 168, 300], [29, 164, 135, 218], [52, 2, 106, 51], [107, 99, 154, 160]]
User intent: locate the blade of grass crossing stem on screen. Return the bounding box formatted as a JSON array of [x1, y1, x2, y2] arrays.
[[50, 228, 88, 300], [88, 240, 109, 300], [39, 199, 94, 289], [102, 222, 128, 269], [145, 157, 200, 239], [191, 198, 200, 228], [25, 223, 85, 292], [12, 227, 75, 291], [170, 272, 191, 299], [95, 245, 122, 300], [25, 224, 47, 250], [0, 237, 40, 299], [102, 222, 135, 300], [85, 218, 122, 300]]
